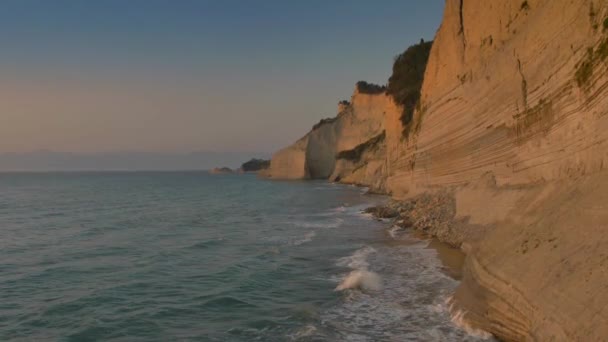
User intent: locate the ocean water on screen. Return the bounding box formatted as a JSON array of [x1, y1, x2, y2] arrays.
[[0, 172, 490, 341]]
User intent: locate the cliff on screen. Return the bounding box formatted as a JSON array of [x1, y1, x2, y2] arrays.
[[265, 0, 608, 339], [405, 1, 608, 340], [263, 83, 389, 190]]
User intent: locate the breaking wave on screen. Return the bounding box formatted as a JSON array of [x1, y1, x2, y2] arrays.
[[335, 246, 382, 292], [292, 231, 316, 246], [446, 296, 494, 339], [335, 270, 382, 292]]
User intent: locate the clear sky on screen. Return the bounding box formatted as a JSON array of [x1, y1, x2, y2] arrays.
[[0, 0, 444, 162]]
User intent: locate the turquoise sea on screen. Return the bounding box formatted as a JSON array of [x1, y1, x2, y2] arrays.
[[0, 172, 489, 341]]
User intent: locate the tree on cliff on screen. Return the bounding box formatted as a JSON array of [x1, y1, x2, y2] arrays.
[[387, 39, 433, 128], [240, 158, 270, 172], [355, 81, 386, 94]]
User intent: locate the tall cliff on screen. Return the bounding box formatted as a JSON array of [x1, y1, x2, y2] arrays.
[[263, 83, 389, 191], [266, 0, 608, 339], [404, 1, 608, 340], [386, 0, 608, 198]]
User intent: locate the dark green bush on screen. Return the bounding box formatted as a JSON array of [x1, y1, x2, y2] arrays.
[[240, 158, 270, 172], [312, 117, 337, 130], [336, 132, 385, 163], [355, 81, 386, 94], [387, 40, 433, 128]]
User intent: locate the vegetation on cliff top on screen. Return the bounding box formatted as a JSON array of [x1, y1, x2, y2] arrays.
[[335, 131, 386, 163], [240, 158, 270, 172], [355, 81, 386, 94], [387, 39, 433, 133], [312, 117, 338, 130]]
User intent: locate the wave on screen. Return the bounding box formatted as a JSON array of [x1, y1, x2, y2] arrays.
[[335, 270, 382, 292], [201, 296, 257, 310], [293, 218, 343, 229], [290, 324, 318, 340], [387, 225, 407, 239], [187, 238, 225, 249], [335, 246, 383, 292], [292, 231, 316, 246], [446, 296, 494, 339], [336, 246, 376, 269], [331, 205, 347, 213]]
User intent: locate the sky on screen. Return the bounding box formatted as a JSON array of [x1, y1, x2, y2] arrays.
[[0, 0, 444, 169]]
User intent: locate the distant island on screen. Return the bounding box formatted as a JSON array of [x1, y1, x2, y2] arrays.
[[209, 158, 270, 175], [208, 167, 235, 174]]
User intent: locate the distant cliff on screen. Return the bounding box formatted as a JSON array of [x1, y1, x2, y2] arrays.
[[264, 0, 608, 340], [263, 81, 390, 190]]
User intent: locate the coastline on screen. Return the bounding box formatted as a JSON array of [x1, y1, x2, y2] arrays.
[[260, 0, 608, 338], [362, 195, 492, 336]]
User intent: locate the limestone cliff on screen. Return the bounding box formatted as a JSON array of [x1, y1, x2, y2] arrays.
[[395, 1, 608, 340], [264, 135, 309, 180], [386, 0, 608, 198], [266, 0, 608, 339], [263, 84, 389, 190]]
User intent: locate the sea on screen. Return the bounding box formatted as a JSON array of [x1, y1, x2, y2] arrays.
[[0, 172, 492, 341]]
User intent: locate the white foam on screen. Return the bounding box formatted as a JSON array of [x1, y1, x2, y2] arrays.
[[294, 218, 343, 229], [388, 225, 407, 239], [290, 324, 317, 340], [292, 231, 316, 246], [335, 270, 383, 292], [446, 297, 494, 339], [335, 246, 383, 292], [336, 246, 376, 269]]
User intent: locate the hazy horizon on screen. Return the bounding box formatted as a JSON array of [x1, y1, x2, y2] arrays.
[[0, 150, 270, 172], [0, 0, 444, 169]]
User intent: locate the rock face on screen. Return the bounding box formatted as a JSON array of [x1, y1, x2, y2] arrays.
[[392, 0, 608, 340], [265, 135, 309, 180], [266, 0, 608, 339], [385, 0, 608, 198], [263, 84, 388, 190]]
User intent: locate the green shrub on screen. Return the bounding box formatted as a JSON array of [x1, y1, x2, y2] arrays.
[[312, 117, 337, 130], [603, 17, 608, 31], [355, 81, 386, 94], [336, 132, 385, 163], [240, 158, 270, 172], [387, 39, 433, 129]]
